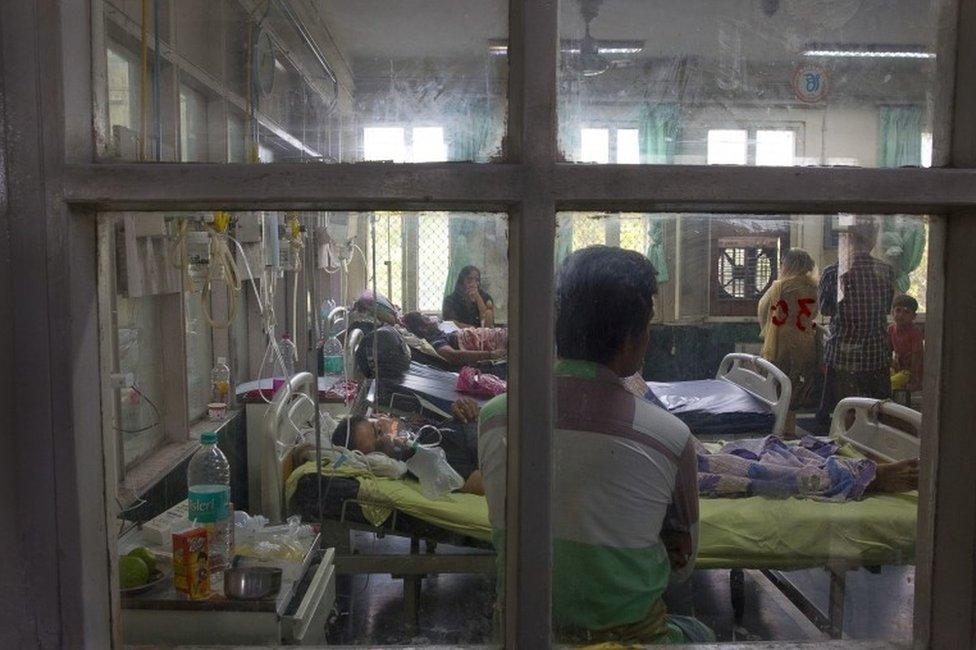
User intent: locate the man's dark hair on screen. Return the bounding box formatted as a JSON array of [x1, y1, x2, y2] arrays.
[[893, 294, 919, 313], [849, 220, 879, 251], [556, 246, 658, 364], [331, 415, 367, 449]]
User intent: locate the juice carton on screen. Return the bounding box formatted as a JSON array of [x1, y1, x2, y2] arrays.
[[172, 527, 211, 600]]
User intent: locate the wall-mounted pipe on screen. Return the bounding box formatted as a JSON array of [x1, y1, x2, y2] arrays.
[[273, 0, 340, 106], [153, 0, 161, 161]]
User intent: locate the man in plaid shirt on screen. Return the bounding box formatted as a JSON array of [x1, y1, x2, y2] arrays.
[[816, 221, 895, 426]]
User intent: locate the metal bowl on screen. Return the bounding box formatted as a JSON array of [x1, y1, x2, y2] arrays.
[[223, 566, 282, 600]]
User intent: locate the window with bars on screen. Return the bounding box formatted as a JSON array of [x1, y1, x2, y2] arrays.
[[569, 214, 647, 254], [418, 213, 450, 311], [709, 218, 788, 316], [366, 212, 405, 307]]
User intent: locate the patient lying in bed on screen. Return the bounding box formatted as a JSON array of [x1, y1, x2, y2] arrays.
[[695, 435, 918, 501], [322, 398, 485, 495], [624, 372, 918, 500]]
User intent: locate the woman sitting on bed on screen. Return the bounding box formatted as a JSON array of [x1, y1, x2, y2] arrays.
[[442, 265, 495, 327], [329, 398, 485, 495], [402, 311, 506, 367]]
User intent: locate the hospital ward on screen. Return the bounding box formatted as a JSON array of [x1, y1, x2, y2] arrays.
[[4, 0, 976, 649]]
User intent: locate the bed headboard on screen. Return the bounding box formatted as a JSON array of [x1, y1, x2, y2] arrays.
[[830, 397, 920, 462], [261, 372, 318, 523], [716, 353, 792, 437]]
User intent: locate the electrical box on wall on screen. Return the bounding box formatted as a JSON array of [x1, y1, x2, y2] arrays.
[[235, 214, 263, 243]]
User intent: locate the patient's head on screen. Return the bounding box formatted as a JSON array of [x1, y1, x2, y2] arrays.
[[331, 415, 397, 454], [403, 311, 438, 339], [556, 246, 658, 376]]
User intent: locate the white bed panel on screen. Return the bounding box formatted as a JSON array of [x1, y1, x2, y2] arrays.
[[830, 397, 921, 462], [716, 353, 792, 437]]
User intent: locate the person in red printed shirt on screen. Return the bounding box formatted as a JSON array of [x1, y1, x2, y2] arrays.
[[888, 294, 924, 391]]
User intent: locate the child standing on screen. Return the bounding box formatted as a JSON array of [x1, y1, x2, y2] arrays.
[[888, 294, 924, 391]]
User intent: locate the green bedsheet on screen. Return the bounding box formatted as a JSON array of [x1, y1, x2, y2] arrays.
[[286, 461, 917, 569]]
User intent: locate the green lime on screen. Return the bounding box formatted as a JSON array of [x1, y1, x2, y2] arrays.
[[119, 555, 149, 589], [127, 547, 157, 573]]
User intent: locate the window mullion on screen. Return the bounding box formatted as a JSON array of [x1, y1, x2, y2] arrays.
[[507, 0, 559, 646]]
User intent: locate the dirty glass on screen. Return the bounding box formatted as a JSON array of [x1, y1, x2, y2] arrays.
[[558, 0, 943, 167], [98, 0, 507, 163], [540, 212, 930, 643], [100, 209, 508, 645]]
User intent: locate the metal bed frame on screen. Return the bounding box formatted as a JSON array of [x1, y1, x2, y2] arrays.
[[262, 369, 919, 639]]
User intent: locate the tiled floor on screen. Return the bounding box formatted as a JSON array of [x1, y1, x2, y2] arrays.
[[326, 533, 914, 645]]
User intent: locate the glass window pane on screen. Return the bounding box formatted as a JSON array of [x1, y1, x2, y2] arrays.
[[101, 211, 509, 644], [559, 1, 945, 167], [417, 212, 450, 311], [756, 130, 796, 166], [616, 128, 640, 163], [184, 291, 213, 422], [116, 292, 166, 466], [99, 0, 507, 163], [412, 127, 448, 163], [179, 84, 208, 163], [539, 212, 933, 643], [707, 129, 747, 165], [366, 212, 405, 306], [107, 44, 135, 133], [581, 128, 611, 163], [364, 127, 406, 162]]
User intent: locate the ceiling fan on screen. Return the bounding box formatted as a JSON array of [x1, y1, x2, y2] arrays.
[[488, 0, 643, 77], [572, 0, 613, 77]]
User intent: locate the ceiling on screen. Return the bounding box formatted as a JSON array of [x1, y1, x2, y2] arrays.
[[311, 0, 940, 64]]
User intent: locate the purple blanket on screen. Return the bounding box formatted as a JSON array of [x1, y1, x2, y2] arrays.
[[697, 435, 876, 501]]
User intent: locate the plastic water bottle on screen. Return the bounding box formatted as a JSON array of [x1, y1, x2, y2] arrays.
[[211, 357, 231, 404], [187, 432, 232, 572], [405, 443, 464, 500], [279, 333, 297, 377], [322, 335, 344, 374]]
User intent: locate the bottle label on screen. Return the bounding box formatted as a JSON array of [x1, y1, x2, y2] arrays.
[[188, 485, 230, 524]]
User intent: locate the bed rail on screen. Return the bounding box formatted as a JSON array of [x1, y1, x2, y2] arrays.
[[716, 353, 792, 437], [262, 371, 318, 523], [829, 397, 920, 462]]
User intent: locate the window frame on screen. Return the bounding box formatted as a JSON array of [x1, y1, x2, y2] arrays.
[[4, 0, 974, 648], [707, 125, 802, 166]]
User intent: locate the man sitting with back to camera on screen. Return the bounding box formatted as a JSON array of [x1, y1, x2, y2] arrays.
[[478, 246, 714, 644]]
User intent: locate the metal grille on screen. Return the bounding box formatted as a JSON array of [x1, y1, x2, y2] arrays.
[[572, 214, 606, 250], [716, 246, 774, 299], [418, 212, 450, 311], [367, 212, 404, 307], [619, 214, 648, 253]]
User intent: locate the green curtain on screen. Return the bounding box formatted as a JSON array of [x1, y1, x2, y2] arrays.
[[444, 103, 495, 297], [639, 103, 680, 282], [878, 105, 926, 292]]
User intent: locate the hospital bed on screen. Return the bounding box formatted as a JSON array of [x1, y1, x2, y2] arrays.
[[263, 372, 918, 638], [368, 361, 491, 419], [645, 352, 792, 437]]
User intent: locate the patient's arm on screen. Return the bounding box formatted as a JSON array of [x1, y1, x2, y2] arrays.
[[436, 345, 502, 366], [459, 470, 485, 495], [451, 397, 481, 423], [868, 459, 919, 493]]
